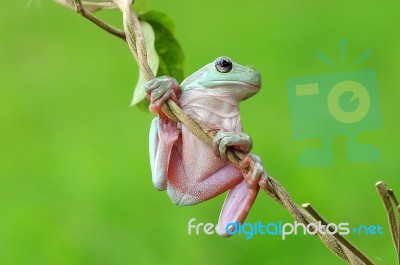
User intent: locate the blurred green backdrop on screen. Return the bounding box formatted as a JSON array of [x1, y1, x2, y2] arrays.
[[1, 0, 399, 264]]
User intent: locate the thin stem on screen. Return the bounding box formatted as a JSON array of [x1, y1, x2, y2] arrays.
[[72, 0, 126, 41], [127, 3, 153, 80], [303, 203, 374, 265], [376, 181, 400, 265], [388, 188, 400, 264], [398, 204, 400, 264], [81, 0, 117, 11], [388, 188, 400, 261], [262, 177, 374, 264]]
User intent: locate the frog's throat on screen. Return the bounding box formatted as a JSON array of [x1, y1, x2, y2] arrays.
[[179, 89, 242, 131]]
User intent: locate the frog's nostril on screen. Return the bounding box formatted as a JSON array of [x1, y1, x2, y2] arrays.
[[246, 65, 256, 70]]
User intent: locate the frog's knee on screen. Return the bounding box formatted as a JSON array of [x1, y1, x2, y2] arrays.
[[152, 172, 167, 191], [167, 187, 198, 206]]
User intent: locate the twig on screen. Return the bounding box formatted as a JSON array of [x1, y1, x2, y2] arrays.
[[398, 204, 400, 263], [376, 181, 400, 265], [261, 178, 373, 265], [389, 188, 400, 261], [55, 1, 376, 264], [55, 0, 118, 12], [71, 0, 126, 41], [303, 203, 372, 264]]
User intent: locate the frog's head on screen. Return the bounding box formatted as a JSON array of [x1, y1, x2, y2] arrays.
[[181, 56, 261, 101]]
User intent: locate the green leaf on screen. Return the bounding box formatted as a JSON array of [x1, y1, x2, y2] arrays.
[[139, 10, 185, 83], [131, 10, 185, 109], [139, 10, 175, 35]]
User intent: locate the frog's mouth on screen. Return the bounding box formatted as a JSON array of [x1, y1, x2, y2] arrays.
[[242, 81, 261, 89], [205, 80, 261, 89], [234, 80, 261, 89]]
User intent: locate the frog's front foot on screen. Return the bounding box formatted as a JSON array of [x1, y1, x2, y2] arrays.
[[239, 154, 266, 189], [145, 76, 181, 116], [212, 131, 252, 161]]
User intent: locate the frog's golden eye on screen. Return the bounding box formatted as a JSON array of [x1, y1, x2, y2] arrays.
[[215, 57, 233, 73]]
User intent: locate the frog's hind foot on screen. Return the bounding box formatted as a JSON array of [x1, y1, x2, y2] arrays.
[[239, 154, 266, 190]]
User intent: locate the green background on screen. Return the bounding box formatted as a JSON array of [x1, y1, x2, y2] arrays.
[[1, 0, 399, 264]]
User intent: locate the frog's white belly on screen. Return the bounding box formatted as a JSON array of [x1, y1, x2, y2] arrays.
[[166, 125, 242, 205], [179, 92, 242, 181], [180, 125, 227, 182], [165, 93, 244, 205]]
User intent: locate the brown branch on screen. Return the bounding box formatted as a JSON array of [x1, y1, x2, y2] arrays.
[[302, 203, 372, 264], [260, 178, 373, 265], [55, 1, 376, 264]]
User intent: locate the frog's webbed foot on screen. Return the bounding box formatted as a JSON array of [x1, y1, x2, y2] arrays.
[[239, 154, 266, 189], [145, 76, 181, 116], [212, 130, 252, 161]]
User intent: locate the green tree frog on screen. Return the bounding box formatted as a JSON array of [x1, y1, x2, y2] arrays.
[[145, 57, 265, 236]]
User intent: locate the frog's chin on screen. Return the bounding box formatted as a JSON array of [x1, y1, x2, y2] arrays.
[[220, 81, 261, 99], [200, 81, 259, 101], [243, 82, 261, 91]]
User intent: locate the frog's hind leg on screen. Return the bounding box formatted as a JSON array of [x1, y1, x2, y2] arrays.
[[166, 158, 244, 206], [216, 179, 260, 237], [149, 117, 180, 190]]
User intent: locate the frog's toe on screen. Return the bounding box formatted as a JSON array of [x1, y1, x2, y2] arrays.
[[240, 154, 265, 189], [144, 78, 161, 93], [146, 77, 181, 115], [213, 131, 252, 161], [246, 162, 263, 189], [212, 132, 234, 161], [259, 173, 269, 190]]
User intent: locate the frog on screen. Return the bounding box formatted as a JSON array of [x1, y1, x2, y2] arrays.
[[145, 56, 265, 236]]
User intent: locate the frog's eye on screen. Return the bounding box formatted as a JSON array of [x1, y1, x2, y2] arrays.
[[215, 57, 233, 73]]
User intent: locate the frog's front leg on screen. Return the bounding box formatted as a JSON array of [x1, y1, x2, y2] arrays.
[[213, 130, 264, 188], [213, 130, 253, 161], [146, 77, 181, 190], [145, 76, 181, 117]]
